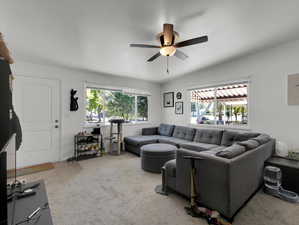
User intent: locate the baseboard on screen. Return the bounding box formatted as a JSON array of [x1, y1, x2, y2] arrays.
[[11, 162, 55, 177]]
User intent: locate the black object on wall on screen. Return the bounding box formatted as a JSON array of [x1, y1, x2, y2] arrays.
[[176, 92, 182, 99], [0, 59, 12, 151], [70, 89, 79, 111], [0, 59, 22, 151]]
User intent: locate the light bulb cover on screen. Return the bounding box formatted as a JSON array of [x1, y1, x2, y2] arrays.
[[160, 46, 176, 56]]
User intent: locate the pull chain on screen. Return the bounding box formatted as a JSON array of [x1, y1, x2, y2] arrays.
[[166, 56, 169, 74]]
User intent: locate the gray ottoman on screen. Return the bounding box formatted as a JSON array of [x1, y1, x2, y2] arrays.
[[141, 143, 177, 173]]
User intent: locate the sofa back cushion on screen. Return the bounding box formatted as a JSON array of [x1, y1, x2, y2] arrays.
[[221, 130, 260, 146], [172, 126, 195, 141], [158, 123, 175, 136], [193, 129, 223, 145]]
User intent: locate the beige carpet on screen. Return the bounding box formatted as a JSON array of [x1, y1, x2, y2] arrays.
[[20, 153, 299, 225]]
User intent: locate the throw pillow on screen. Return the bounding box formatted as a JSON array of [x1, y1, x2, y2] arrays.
[[234, 132, 260, 142], [216, 144, 246, 159], [252, 134, 271, 145], [237, 139, 260, 150]]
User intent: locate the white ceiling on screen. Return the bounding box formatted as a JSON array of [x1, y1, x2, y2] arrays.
[[2, 0, 299, 82]]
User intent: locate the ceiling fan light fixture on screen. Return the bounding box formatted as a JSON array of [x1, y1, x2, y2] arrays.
[[130, 23, 208, 62], [160, 46, 176, 56]]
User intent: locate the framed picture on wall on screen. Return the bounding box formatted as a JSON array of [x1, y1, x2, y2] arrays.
[[176, 92, 182, 99], [175, 101, 183, 114], [163, 92, 174, 107]]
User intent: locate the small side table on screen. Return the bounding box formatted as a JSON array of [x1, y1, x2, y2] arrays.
[[265, 156, 299, 194]]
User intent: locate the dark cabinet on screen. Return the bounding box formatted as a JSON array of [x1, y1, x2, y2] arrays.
[[265, 156, 299, 194]]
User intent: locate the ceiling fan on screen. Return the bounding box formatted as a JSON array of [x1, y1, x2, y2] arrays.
[[130, 23, 208, 62]]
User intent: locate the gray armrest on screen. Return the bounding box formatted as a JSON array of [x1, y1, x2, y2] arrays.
[[176, 139, 275, 218], [227, 139, 275, 215], [176, 148, 230, 216], [142, 127, 158, 135]]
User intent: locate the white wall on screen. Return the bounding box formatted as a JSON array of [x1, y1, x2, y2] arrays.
[[162, 39, 299, 150], [11, 38, 299, 163], [12, 61, 162, 161]]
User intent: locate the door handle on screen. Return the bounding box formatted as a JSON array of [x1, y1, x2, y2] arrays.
[[55, 125, 59, 128]]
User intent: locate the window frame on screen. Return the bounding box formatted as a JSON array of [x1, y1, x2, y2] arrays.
[[84, 84, 150, 126], [189, 80, 250, 129]]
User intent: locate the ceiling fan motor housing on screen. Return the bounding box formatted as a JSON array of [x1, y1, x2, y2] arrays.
[[156, 24, 179, 46], [156, 32, 180, 46]]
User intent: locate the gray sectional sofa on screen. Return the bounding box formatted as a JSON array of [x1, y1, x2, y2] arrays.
[[124, 124, 275, 220]]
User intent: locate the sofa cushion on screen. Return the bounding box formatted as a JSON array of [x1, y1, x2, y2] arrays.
[[221, 130, 260, 146], [165, 159, 176, 177], [124, 135, 159, 146], [237, 139, 260, 150], [180, 142, 219, 152], [158, 136, 190, 147], [193, 129, 224, 145], [252, 134, 271, 145], [142, 127, 158, 135], [216, 144, 246, 159], [158, 124, 175, 136], [172, 126, 195, 141]]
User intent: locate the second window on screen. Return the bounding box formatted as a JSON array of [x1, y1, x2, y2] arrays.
[[190, 82, 248, 126]]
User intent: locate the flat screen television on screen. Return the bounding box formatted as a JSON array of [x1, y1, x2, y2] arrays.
[[0, 134, 16, 225]]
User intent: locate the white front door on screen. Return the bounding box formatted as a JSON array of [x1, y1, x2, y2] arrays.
[[13, 76, 60, 168]]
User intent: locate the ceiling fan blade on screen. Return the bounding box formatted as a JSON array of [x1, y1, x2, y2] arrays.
[[174, 49, 188, 60], [163, 24, 174, 46], [147, 52, 161, 62], [130, 44, 160, 48], [175, 35, 208, 48]]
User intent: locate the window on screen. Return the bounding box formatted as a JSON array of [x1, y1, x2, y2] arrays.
[[190, 82, 248, 126], [86, 88, 149, 124]]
